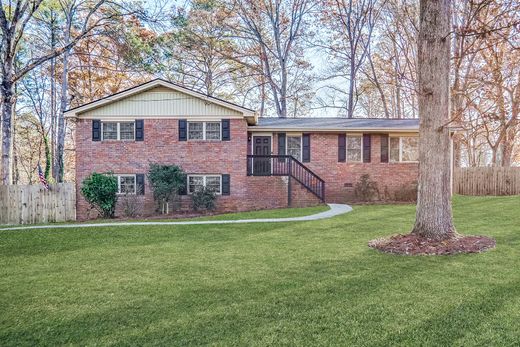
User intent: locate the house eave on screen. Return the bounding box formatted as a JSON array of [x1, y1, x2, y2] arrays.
[[247, 126, 419, 133]]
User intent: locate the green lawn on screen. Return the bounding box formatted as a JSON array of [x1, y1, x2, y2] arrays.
[[0, 205, 330, 228], [1, 196, 519, 346]]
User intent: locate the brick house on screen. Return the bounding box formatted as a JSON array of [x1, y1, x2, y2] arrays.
[[65, 79, 424, 220]]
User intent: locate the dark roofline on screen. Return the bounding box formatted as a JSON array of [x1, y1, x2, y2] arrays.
[[65, 78, 256, 114], [255, 116, 420, 121]]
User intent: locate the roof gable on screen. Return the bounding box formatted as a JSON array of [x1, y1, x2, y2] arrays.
[[64, 79, 257, 123]]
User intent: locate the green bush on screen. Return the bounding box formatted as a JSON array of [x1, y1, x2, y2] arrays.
[[191, 186, 217, 211], [81, 172, 118, 218], [354, 174, 379, 201], [148, 164, 186, 214]]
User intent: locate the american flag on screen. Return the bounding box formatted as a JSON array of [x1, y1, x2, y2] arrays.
[[38, 163, 49, 190]]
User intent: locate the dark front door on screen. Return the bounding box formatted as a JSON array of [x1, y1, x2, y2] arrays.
[[253, 136, 271, 175]]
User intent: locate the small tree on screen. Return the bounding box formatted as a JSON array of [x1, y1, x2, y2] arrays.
[[81, 172, 118, 218], [148, 164, 186, 214]]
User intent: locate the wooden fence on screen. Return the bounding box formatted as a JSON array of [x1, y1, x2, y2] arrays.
[[453, 167, 520, 196], [0, 183, 76, 225]]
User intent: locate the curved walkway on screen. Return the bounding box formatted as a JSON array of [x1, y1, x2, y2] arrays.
[[0, 204, 352, 231]]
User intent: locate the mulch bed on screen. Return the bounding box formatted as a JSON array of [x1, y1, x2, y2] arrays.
[[368, 233, 496, 255]]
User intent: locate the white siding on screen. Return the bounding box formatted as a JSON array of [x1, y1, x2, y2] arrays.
[[81, 86, 243, 118]]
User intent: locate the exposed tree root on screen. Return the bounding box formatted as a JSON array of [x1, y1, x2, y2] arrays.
[[368, 233, 496, 256]]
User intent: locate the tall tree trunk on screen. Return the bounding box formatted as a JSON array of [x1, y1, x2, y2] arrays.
[[411, 0, 455, 240], [1, 77, 14, 185], [368, 52, 390, 118], [50, 10, 57, 179], [347, 57, 355, 118], [56, 43, 72, 183]]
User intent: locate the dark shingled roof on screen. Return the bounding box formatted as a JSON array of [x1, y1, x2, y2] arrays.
[[251, 117, 419, 131]]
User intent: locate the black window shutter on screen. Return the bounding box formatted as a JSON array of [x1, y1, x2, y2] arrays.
[[179, 119, 187, 141], [222, 174, 230, 195], [178, 174, 187, 195], [338, 134, 346, 162], [380, 134, 389, 163], [135, 119, 144, 141], [92, 120, 101, 141], [278, 133, 286, 155], [363, 134, 371, 163], [136, 174, 145, 195], [222, 119, 230, 141], [302, 133, 311, 162]]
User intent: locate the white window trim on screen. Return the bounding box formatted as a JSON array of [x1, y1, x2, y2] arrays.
[[390, 136, 419, 163], [187, 174, 222, 195], [101, 121, 135, 141], [117, 174, 137, 195], [187, 121, 222, 141], [285, 135, 302, 161], [346, 134, 363, 163]]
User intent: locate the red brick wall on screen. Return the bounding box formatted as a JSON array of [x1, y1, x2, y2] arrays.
[[76, 119, 320, 220], [76, 119, 416, 219], [270, 132, 418, 203]]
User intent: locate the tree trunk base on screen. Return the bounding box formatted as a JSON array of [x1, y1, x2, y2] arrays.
[[410, 225, 458, 241], [368, 233, 495, 256]]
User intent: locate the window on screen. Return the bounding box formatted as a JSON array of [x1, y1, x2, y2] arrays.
[[286, 136, 302, 160], [119, 122, 135, 140], [102, 122, 135, 141], [117, 175, 136, 194], [102, 122, 118, 140], [187, 121, 221, 140], [346, 135, 363, 162], [187, 175, 222, 194], [205, 122, 221, 140], [390, 136, 419, 162], [188, 122, 204, 140]]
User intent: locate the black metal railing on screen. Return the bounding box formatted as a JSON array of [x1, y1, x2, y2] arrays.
[[246, 155, 325, 202]]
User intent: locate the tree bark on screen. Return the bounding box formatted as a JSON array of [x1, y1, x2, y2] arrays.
[[56, 6, 73, 183], [411, 0, 456, 240], [1, 78, 14, 185]]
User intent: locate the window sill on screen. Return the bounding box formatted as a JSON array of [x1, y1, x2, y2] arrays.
[[101, 140, 136, 142], [186, 139, 223, 142]]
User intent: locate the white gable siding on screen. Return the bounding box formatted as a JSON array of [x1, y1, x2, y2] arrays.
[[80, 86, 243, 118]]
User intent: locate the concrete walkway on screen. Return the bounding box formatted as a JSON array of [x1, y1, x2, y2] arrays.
[[0, 204, 352, 231]]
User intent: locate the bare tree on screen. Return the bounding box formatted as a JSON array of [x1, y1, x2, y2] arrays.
[[230, 0, 315, 118], [0, 0, 115, 185], [319, 0, 381, 118], [411, 0, 455, 239]]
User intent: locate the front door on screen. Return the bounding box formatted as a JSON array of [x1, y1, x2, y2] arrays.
[[253, 136, 271, 175]]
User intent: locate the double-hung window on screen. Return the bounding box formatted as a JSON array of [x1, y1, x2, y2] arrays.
[[346, 135, 363, 162], [102, 122, 135, 141], [286, 135, 302, 160], [188, 121, 221, 140], [390, 136, 419, 162], [187, 175, 222, 194], [117, 174, 136, 194]]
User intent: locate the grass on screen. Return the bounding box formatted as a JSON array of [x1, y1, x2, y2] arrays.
[[179, 204, 330, 221], [0, 195, 519, 346], [0, 205, 330, 228]]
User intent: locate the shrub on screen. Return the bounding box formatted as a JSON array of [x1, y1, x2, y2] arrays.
[[354, 174, 379, 201], [120, 186, 143, 218], [191, 186, 217, 211], [81, 172, 118, 218], [148, 164, 186, 214], [394, 181, 418, 202]]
